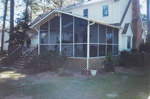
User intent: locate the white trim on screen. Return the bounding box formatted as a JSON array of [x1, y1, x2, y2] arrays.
[[30, 10, 121, 29], [59, 14, 62, 54], [38, 28, 40, 54]]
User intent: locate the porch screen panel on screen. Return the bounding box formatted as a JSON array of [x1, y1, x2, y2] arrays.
[[90, 24, 98, 43], [99, 25, 106, 43], [75, 44, 87, 57], [62, 14, 73, 43], [40, 22, 48, 44], [62, 45, 73, 57], [107, 27, 113, 44], [40, 45, 59, 53], [50, 16, 60, 44], [99, 45, 106, 56], [90, 44, 98, 57], [113, 29, 119, 44], [74, 17, 87, 43]]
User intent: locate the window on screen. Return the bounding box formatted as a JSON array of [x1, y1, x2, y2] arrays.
[[103, 5, 109, 17], [83, 9, 88, 17], [127, 36, 131, 49]]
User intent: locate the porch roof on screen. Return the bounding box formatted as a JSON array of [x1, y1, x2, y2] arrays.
[[30, 10, 121, 29]]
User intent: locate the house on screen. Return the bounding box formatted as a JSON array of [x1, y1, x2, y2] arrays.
[[0, 29, 9, 51], [30, 0, 143, 70]]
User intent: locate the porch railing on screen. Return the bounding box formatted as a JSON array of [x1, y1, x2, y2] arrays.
[[8, 46, 23, 64], [24, 46, 38, 66]]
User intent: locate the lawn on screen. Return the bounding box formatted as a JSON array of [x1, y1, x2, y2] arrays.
[[0, 68, 149, 99]]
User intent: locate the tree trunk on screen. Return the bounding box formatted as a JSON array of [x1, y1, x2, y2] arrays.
[[9, 0, 15, 54], [147, 0, 150, 41], [1, 0, 8, 55]]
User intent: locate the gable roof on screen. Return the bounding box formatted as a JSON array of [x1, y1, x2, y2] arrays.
[[30, 10, 121, 29]]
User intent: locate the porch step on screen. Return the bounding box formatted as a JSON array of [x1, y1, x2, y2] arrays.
[[11, 58, 25, 69]]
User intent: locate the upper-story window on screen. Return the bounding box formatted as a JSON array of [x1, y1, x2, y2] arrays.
[[83, 9, 88, 17], [103, 5, 109, 17]]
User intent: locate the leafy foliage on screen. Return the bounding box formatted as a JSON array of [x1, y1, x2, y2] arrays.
[[103, 54, 117, 72], [28, 51, 68, 72], [139, 42, 150, 53]]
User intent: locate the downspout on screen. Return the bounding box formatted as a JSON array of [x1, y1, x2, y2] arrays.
[[87, 21, 95, 70]]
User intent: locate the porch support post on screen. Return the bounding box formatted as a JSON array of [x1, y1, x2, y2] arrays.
[[59, 14, 62, 55], [38, 28, 40, 55]]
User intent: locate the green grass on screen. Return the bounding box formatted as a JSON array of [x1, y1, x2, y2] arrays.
[[0, 69, 149, 99]]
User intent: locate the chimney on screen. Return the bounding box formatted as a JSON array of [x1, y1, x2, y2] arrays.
[[131, 0, 143, 49]]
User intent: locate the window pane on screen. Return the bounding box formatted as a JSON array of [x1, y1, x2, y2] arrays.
[[62, 14, 73, 43], [103, 5, 109, 17], [99, 45, 106, 56], [75, 44, 87, 57], [90, 44, 98, 57], [127, 36, 131, 49], [40, 45, 59, 53], [75, 18, 88, 43], [113, 29, 118, 44], [40, 22, 48, 44], [113, 45, 118, 55], [62, 45, 73, 57], [107, 27, 113, 44], [90, 24, 98, 43], [83, 9, 88, 17], [50, 16, 60, 44], [107, 45, 112, 55], [99, 25, 106, 43]]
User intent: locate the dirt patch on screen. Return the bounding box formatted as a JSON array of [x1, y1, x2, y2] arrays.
[[114, 67, 139, 74], [4, 95, 32, 99]]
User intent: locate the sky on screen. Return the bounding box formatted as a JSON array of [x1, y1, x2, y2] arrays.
[[140, 0, 147, 14]]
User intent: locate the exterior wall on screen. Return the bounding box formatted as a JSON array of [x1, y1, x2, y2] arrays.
[[0, 32, 9, 51], [64, 0, 121, 24], [30, 36, 38, 48]]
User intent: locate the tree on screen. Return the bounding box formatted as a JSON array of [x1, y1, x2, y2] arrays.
[[8, 0, 15, 53], [147, 0, 150, 41], [1, 0, 8, 55]]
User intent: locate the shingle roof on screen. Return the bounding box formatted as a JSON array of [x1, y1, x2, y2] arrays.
[[122, 23, 130, 34]]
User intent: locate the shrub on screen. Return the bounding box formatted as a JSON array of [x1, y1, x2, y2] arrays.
[[103, 54, 117, 72], [139, 42, 150, 53], [28, 51, 68, 72], [119, 50, 130, 67]]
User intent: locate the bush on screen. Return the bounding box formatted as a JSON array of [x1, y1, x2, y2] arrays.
[[119, 50, 130, 67], [28, 51, 68, 72], [103, 54, 117, 72], [139, 42, 150, 53]]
